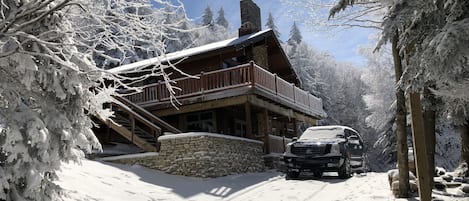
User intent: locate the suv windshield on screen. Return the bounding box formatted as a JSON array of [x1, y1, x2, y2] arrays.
[[299, 128, 344, 140]]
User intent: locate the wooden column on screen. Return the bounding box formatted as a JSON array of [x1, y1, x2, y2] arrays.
[[292, 119, 298, 137], [263, 108, 270, 154], [245, 102, 252, 139], [409, 92, 431, 201]]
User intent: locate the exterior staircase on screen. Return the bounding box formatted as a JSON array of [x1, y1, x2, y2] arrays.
[[97, 95, 181, 152]]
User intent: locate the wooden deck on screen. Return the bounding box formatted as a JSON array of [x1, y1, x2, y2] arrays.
[[124, 62, 324, 118]]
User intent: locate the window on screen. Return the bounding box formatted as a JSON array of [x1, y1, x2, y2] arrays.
[[186, 112, 215, 132]]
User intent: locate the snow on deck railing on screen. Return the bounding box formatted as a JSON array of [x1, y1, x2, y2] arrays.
[[123, 62, 325, 117]]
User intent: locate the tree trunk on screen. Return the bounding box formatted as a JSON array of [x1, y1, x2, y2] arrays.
[[423, 88, 436, 188], [409, 93, 432, 201], [461, 121, 469, 164], [392, 32, 410, 198]]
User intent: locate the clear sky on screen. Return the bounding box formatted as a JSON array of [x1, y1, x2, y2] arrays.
[[175, 0, 375, 67]]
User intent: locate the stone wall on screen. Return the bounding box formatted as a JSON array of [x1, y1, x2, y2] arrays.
[[105, 132, 265, 178]]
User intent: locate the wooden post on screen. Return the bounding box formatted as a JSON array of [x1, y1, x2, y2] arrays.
[[292, 84, 296, 103], [245, 102, 252, 139], [200, 71, 205, 95], [249, 61, 255, 86], [409, 92, 432, 201], [263, 108, 270, 154], [157, 80, 161, 101], [273, 74, 278, 95]]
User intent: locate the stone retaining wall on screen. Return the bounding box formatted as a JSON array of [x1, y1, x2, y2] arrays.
[[106, 132, 265, 178]]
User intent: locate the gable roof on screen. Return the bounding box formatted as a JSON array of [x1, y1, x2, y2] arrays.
[[109, 29, 276, 74]]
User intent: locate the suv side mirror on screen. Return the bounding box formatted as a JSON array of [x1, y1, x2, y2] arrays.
[[292, 137, 298, 142]]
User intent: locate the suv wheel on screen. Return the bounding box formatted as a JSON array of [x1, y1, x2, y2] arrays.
[[287, 170, 300, 179], [338, 157, 351, 179]]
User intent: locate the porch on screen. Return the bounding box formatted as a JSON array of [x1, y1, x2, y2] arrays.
[[124, 62, 324, 119]]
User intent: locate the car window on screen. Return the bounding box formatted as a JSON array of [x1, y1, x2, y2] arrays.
[[300, 128, 344, 140]]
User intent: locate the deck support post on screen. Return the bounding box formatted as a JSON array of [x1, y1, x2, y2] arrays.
[[263, 108, 270, 154], [245, 102, 253, 139]]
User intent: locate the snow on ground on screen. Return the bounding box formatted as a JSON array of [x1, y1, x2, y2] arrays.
[[56, 159, 404, 201]]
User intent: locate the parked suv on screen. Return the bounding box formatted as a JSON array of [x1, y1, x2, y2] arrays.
[[283, 126, 364, 179]]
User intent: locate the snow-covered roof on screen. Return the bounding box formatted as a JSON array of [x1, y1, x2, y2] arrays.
[[108, 29, 274, 74]]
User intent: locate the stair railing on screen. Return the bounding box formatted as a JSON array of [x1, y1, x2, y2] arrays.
[[109, 99, 162, 146], [113, 95, 181, 134]]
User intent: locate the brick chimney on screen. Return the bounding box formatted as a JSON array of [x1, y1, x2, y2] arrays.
[[239, 0, 261, 36]]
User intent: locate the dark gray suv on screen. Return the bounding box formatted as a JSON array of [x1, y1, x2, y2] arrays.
[[283, 126, 364, 179]]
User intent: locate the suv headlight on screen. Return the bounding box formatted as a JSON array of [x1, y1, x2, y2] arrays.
[[330, 143, 340, 154]]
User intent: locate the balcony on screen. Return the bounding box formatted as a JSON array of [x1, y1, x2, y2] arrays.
[[124, 62, 325, 118]]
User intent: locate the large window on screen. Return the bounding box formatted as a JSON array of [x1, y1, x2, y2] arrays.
[[186, 111, 215, 133]]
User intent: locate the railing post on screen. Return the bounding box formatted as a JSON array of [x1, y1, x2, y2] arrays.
[[274, 74, 278, 95], [292, 84, 296, 103], [157, 80, 161, 101], [249, 61, 255, 86], [200, 71, 205, 95]]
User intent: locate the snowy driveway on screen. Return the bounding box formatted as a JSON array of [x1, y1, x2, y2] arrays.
[[56, 160, 394, 201]]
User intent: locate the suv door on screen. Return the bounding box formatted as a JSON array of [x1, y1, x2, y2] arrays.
[[347, 129, 364, 169]]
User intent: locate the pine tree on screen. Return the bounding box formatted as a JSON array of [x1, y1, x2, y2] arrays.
[[216, 7, 229, 28], [287, 22, 302, 46], [202, 5, 214, 26], [265, 12, 281, 39]]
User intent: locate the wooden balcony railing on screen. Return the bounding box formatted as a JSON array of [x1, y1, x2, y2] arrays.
[[124, 62, 324, 117]]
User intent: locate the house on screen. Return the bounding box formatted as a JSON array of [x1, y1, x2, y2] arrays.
[[95, 0, 326, 156]]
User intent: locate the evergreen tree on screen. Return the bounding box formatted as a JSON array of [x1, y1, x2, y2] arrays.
[[202, 5, 214, 26], [265, 12, 281, 40], [287, 22, 302, 46], [216, 7, 229, 28]]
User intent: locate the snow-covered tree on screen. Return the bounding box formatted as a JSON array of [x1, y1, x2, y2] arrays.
[[192, 6, 234, 47], [282, 0, 385, 32], [201, 5, 214, 26], [161, 5, 195, 53], [287, 22, 302, 46], [331, 0, 469, 198], [216, 7, 229, 28], [71, 1, 188, 69], [0, 0, 186, 200], [360, 44, 398, 170], [265, 12, 281, 40]]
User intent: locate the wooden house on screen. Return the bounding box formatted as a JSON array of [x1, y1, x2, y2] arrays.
[[96, 0, 326, 154]]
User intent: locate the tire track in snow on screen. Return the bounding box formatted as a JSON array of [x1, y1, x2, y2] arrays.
[[225, 175, 330, 201]]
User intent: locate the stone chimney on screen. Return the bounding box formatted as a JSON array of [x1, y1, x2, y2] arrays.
[[239, 0, 261, 36]]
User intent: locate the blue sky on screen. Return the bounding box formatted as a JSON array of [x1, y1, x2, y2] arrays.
[[175, 0, 375, 67]]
